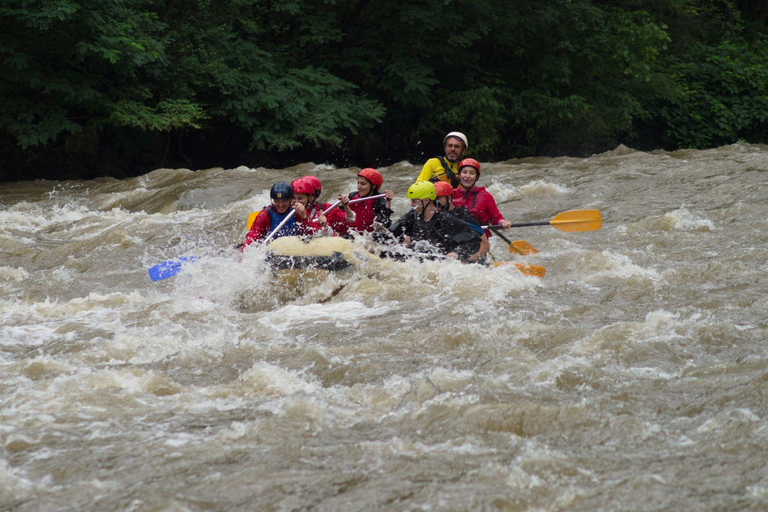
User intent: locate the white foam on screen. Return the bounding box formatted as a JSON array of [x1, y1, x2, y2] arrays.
[[586, 250, 660, 281], [517, 180, 569, 196], [241, 362, 319, 396], [0, 266, 28, 282], [665, 206, 715, 231], [0, 458, 35, 501], [258, 301, 393, 331]]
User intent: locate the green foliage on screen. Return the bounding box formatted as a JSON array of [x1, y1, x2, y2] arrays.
[[653, 40, 768, 148], [3, 0, 768, 171], [0, 0, 187, 148]]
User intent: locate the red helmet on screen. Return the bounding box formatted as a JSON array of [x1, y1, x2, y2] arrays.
[[302, 175, 322, 197], [434, 181, 454, 198], [459, 158, 481, 176], [357, 168, 383, 189], [292, 178, 315, 196]]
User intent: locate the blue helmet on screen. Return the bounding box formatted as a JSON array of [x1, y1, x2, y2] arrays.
[[270, 182, 294, 200]]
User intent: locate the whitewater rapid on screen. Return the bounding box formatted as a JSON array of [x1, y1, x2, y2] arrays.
[[2, 144, 768, 511]]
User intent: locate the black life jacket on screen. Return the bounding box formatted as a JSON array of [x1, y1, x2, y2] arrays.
[[433, 157, 460, 188]]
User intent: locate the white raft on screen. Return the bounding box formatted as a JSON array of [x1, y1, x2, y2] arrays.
[[265, 236, 377, 271]]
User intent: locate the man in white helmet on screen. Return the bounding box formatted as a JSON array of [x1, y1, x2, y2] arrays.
[[415, 131, 468, 187]]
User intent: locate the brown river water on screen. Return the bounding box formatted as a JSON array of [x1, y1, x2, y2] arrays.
[[1, 144, 767, 511]]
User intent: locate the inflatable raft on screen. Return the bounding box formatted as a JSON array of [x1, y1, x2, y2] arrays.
[[265, 236, 377, 271], [265, 236, 545, 277]]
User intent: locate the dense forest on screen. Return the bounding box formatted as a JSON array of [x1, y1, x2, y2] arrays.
[[2, 0, 768, 181]]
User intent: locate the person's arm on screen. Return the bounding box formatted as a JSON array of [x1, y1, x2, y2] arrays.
[[464, 234, 490, 263], [242, 208, 270, 249], [389, 210, 414, 240], [437, 212, 482, 262], [296, 204, 325, 234], [416, 158, 441, 182], [485, 192, 511, 228], [338, 194, 355, 223], [325, 207, 351, 235], [373, 196, 394, 228]]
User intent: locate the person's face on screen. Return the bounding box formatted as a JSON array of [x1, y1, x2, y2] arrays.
[[357, 177, 372, 196], [411, 198, 425, 214], [444, 138, 466, 162], [436, 196, 450, 210], [273, 197, 292, 213], [459, 167, 478, 188], [294, 193, 311, 206]]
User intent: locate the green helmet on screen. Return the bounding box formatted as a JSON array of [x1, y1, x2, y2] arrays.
[[407, 181, 437, 200]]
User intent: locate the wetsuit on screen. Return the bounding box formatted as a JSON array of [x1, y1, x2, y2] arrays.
[[448, 205, 482, 232], [389, 209, 481, 261]]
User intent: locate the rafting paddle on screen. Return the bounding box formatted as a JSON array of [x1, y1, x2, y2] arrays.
[[148, 256, 197, 282], [485, 209, 602, 233], [262, 209, 297, 245], [494, 261, 546, 278], [321, 193, 385, 215], [489, 227, 539, 256], [149, 208, 297, 282]]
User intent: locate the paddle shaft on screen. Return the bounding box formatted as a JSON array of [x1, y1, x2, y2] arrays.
[[486, 221, 548, 229], [490, 227, 513, 244], [322, 194, 385, 215], [263, 209, 297, 244], [484, 209, 602, 233]]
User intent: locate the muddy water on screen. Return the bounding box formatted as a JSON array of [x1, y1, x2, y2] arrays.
[[2, 144, 768, 511]]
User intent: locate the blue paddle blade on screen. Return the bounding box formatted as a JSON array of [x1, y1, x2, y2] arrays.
[[147, 256, 197, 281]]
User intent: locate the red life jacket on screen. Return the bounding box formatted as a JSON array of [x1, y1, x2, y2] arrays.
[[348, 191, 377, 232]]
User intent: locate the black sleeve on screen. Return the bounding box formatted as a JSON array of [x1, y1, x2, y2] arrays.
[[436, 212, 481, 260], [389, 210, 415, 240], [373, 197, 393, 228], [452, 206, 481, 226]]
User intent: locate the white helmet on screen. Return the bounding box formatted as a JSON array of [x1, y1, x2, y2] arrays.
[[443, 131, 468, 149]]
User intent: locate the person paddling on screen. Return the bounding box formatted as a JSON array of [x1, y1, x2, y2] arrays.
[[416, 131, 468, 187], [336, 168, 394, 234], [292, 177, 354, 235], [242, 182, 298, 248], [434, 181, 489, 263], [452, 158, 511, 238], [389, 181, 482, 262]]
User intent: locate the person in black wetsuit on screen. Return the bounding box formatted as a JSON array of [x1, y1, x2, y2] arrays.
[[388, 180, 482, 262]]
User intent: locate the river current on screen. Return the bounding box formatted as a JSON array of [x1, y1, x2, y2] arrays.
[[1, 144, 767, 511]]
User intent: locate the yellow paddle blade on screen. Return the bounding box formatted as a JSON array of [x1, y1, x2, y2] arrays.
[[509, 240, 539, 255], [493, 261, 546, 278], [549, 209, 602, 232], [246, 210, 261, 231]]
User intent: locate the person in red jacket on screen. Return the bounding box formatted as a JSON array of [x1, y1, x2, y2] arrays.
[[452, 158, 511, 237], [434, 181, 489, 263], [242, 181, 298, 249], [338, 168, 394, 234], [292, 177, 354, 235]]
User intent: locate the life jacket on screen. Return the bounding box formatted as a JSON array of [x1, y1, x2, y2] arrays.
[[453, 186, 504, 237], [267, 206, 298, 238], [348, 191, 385, 232], [434, 157, 460, 188]]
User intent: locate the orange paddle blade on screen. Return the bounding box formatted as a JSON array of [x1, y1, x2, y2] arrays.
[[509, 240, 539, 255], [493, 261, 546, 278], [549, 209, 601, 232]]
